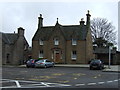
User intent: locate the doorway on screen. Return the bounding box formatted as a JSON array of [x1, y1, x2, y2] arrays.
[[53, 50, 61, 63]]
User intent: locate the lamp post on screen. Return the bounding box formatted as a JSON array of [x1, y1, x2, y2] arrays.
[[108, 46, 112, 69]]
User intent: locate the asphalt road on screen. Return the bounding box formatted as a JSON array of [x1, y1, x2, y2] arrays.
[[1, 66, 120, 89]]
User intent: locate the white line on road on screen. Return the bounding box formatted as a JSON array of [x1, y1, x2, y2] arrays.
[[107, 81, 113, 83], [41, 82, 51, 87], [87, 83, 97, 85], [15, 81, 21, 87], [98, 82, 105, 84], [113, 80, 118, 82], [75, 84, 85, 86]]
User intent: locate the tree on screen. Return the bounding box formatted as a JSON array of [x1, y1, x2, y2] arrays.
[[91, 18, 116, 47]]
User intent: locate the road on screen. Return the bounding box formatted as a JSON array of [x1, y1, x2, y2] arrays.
[[1, 66, 120, 89]]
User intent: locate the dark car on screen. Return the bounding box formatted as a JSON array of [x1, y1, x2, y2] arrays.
[[26, 59, 39, 68], [35, 59, 55, 68], [89, 59, 104, 70]]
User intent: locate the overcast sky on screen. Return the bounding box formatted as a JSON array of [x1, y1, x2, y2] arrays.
[[0, 0, 119, 50]]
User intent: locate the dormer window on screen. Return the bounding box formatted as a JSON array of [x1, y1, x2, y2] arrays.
[[54, 38, 59, 45], [39, 39, 43, 45], [72, 38, 77, 45]]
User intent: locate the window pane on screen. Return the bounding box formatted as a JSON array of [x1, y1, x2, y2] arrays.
[[39, 39, 43, 45], [72, 39, 77, 45], [71, 51, 77, 60], [54, 38, 59, 45], [39, 50, 43, 58]]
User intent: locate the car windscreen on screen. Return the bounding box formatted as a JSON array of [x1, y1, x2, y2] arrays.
[[36, 60, 44, 63], [91, 60, 101, 63]]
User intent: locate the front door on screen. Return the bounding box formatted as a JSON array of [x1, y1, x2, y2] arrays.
[[54, 50, 61, 63]]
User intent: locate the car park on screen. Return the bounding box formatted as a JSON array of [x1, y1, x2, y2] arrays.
[[26, 59, 39, 68], [89, 59, 104, 70], [35, 59, 55, 68]]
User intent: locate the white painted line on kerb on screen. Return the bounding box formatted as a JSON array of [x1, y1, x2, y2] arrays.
[[15, 81, 21, 87], [98, 82, 105, 84], [75, 84, 85, 86], [87, 83, 97, 85]]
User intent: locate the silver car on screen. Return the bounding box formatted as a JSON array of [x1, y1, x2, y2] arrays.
[[35, 59, 55, 68]]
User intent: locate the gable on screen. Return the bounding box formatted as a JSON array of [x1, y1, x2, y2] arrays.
[[2, 33, 19, 44], [32, 24, 88, 41]]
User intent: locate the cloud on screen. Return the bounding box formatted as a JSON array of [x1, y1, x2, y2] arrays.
[[1, 2, 118, 48]]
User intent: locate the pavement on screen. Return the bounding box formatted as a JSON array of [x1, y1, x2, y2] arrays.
[[2, 64, 120, 72], [54, 64, 120, 72]]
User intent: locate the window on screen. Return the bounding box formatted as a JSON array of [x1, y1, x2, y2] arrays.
[[39, 39, 43, 45], [51, 53, 53, 59], [39, 50, 43, 58], [72, 38, 77, 45], [71, 51, 77, 60], [54, 38, 59, 45]]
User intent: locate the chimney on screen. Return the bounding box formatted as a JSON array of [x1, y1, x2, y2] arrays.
[[18, 27, 24, 36], [86, 10, 91, 26], [80, 18, 85, 25], [38, 14, 43, 29]]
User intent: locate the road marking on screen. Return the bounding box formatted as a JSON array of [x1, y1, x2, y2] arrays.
[[75, 84, 85, 86], [1, 78, 120, 88], [87, 83, 97, 85], [15, 81, 21, 87], [113, 80, 118, 82], [107, 81, 113, 83], [98, 82, 105, 84]]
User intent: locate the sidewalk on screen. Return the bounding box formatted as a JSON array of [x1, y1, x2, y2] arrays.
[[102, 65, 120, 72], [3, 64, 120, 72], [55, 64, 120, 72]]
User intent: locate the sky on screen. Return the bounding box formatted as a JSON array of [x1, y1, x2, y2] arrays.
[[0, 0, 119, 51]]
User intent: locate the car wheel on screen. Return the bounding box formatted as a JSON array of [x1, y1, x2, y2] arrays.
[[99, 67, 102, 70], [44, 65, 47, 68], [26, 65, 30, 68], [52, 64, 54, 67], [90, 66, 92, 70], [32, 66, 35, 68]]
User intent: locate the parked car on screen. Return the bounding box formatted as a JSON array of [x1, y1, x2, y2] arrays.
[[89, 59, 104, 70], [26, 59, 39, 68], [35, 59, 55, 68]]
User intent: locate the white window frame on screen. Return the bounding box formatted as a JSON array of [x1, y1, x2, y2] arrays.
[[39, 50, 43, 58], [51, 53, 53, 59], [54, 38, 59, 45], [71, 51, 77, 60], [72, 38, 77, 45], [39, 39, 44, 45]]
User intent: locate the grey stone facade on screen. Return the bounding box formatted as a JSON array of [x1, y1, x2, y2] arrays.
[[2, 27, 29, 65]]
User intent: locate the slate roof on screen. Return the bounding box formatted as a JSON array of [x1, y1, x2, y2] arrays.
[[1, 32, 19, 44], [32, 24, 88, 41]]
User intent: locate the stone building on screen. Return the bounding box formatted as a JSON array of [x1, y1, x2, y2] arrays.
[[32, 11, 94, 64], [2, 27, 29, 65], [94, 47, 120, 65]]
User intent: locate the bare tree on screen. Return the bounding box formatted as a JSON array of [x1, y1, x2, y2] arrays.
[[91, 18, 116, 47]]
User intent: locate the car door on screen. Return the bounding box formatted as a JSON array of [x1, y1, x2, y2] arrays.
[[46, 60, 52, 66]]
